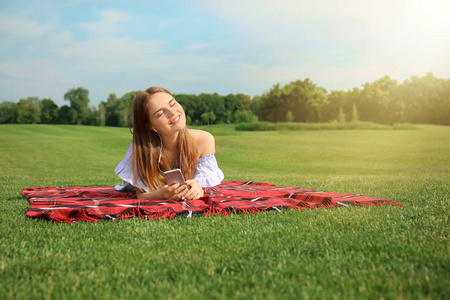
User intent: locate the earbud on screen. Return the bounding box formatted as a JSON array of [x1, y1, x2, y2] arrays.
[[152, 127, 157, 132]]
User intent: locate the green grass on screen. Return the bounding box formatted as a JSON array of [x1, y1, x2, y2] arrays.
[[0, 124, 449, 300], [235, 121, 417, 131]]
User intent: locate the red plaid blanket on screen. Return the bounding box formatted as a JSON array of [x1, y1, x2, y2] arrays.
[[22, 180, 403, 223]]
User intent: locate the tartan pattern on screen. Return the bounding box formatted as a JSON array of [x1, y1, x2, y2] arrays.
[[22, 180, 403, 223]]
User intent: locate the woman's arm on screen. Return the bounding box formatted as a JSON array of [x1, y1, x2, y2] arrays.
[[136, 184, 188, 200]]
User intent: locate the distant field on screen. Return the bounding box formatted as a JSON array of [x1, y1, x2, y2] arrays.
[[0, 124, 448, 299]]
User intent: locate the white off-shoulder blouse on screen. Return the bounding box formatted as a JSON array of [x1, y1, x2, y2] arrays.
[[114, 141, 224, 192]]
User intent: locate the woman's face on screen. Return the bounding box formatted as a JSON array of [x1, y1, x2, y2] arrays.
[[147, 92, 186, 135]]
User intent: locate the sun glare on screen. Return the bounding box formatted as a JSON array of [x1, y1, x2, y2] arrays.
[[406, 0, 450, 35]]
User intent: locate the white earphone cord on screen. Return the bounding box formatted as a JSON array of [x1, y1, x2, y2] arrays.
[[156, 126, 185, 173]]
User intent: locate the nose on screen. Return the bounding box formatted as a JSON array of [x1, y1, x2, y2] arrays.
[[166, 106, 175, 118]]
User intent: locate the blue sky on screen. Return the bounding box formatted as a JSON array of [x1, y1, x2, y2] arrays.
[[1, 0, 449, 106]]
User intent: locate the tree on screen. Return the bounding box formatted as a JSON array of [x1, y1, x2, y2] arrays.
[[223, 110, 233, 124], [235, 93, 251, 111], [82, 106, 100, 126], [257, 83, 287, 122], [224, 94, 244, 123], [351, 103, 359, 121], [40, 98, 59, 124], [175, 92, 254, 125], [326, 90, 346, 122], [255, 79, 328, 122], [119, 91, 139, 127], [64, 87, 90, 125], [359, 76, 399, 124], [286, 110, 294, 122], [338, 107, 346, 122], [99, 102, 106, 126], [201, 111, 216, 125], [304, 84, 328, 122], [200, 93, 225, 123], [17, 97, 41, 124], [103, 93, 121, 127], [208, 111, 216, 124], [57, 105, 77, 124], [0, 101, 19, 123], [201, 112, 210, 125], [400, 73, 450, 125], [250, 95, 263, 118], [233, 109, 258, 123]]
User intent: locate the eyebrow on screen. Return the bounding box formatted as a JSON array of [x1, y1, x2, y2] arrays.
[[152, 98, 175, 116]]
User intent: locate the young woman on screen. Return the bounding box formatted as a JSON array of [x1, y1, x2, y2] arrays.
[[114, 87, 224, 200]]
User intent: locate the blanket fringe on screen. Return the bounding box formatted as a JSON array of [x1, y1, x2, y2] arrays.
[[117, 208, 138, 220], [117, 207, 177, 221], [236, 208, 261, 214], [48, 214, 73, 224], [74, 209, 102, 223], [146, 209, 177, 220], [205, 207, 229, 217]]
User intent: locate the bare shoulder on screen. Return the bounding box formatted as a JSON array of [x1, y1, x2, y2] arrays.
[[188, 129, 215, 157]]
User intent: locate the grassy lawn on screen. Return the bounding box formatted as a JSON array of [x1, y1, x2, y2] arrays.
[[0, 124, 448, 299]]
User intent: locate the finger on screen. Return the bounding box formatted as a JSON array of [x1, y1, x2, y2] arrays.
[[167, 183, 180, 192], [173, 185, 188, 200], [175, 184, 188, 194], [185, 187, 202, 199], [184, 179, 197, 188], [183, 185, 196, 198]]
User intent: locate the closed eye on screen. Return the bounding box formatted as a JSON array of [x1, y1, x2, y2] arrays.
[[153, 98, 176, 117]]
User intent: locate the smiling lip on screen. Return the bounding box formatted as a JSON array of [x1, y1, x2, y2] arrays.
[[170, 115, 181, 125]]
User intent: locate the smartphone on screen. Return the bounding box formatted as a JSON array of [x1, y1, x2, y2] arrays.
[[163, 169, 186, 185]]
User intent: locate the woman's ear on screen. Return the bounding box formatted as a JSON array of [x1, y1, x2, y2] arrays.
[[147, 122, 156, 132]]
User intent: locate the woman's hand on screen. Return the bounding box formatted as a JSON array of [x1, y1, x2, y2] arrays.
[[160, 183, 189, 200], [183, 179, 204, 200], [135, 181, 203, 201]]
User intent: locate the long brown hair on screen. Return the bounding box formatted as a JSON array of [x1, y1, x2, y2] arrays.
[[131, 87, 198, 191]]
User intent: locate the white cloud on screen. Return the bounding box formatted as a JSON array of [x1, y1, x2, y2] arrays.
[[0, 60, 64, 81], [81, 9, 132, 34], [184, 42, 218, 51], [49, 31, 165, 72], [0, 16, 57, 48]]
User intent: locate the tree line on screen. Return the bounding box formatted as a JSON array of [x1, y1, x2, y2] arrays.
[[253, 73, 449, 125], [0, 89, 257, 126], [0, 73, 449, 126]]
